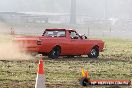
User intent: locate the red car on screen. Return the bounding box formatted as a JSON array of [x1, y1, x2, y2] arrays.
[[14, 28, 104, 59]]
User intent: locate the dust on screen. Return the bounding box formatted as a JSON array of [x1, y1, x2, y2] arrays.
[[0, 22, 10, 33], [0, 34, 34, 60], [0, 21, 35, 60]]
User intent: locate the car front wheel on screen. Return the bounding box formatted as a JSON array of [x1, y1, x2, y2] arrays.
[[88, 47, 99, 58]]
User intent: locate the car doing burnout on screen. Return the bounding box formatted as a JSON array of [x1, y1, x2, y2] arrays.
[[14, 28, 104, 59]]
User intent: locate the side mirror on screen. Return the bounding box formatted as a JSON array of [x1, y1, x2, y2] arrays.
[[84, 36, 87, 39], [81, 35, 87, 39]]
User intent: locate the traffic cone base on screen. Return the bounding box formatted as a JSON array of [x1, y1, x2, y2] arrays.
[[35, 58, 46, 88], [35, 74, 46, 88]]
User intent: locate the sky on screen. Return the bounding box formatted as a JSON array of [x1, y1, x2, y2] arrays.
[[0, 0, 132, 19]]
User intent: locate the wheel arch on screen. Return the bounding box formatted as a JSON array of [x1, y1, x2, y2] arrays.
[[51, 45, 61, 53], [92, 45, 99, 51], [53, 45, 61, 49], [48, 44, 61, 53]]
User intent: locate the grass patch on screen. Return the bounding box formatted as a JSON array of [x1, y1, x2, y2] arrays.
[[0, 35, 132, 88]]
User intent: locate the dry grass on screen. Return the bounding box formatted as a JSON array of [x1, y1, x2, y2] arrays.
[[0, 34, 131, 88]]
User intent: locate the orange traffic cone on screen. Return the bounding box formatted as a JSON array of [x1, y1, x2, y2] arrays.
[[82, 68, 89, 78], [35, 58, 46, 88]]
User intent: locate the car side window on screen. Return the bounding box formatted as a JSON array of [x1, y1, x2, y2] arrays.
[[70, 31, 80, 39], [43, 30, 66, 37]]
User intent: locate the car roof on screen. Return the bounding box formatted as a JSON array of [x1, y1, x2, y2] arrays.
[[45, 28, 75, 31]]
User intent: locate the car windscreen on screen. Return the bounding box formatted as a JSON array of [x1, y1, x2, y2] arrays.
[[43, 30, 66, 37]]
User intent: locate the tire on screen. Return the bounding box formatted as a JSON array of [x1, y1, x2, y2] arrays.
[[48, 46, 61, 59], [88, 47, 99, 58]]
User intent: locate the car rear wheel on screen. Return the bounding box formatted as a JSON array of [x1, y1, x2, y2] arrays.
[[48, 46, 61, 59], [88, 47, 99, 58]]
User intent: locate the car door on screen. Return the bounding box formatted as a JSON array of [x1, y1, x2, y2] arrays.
[[68, 31, 86, 55]]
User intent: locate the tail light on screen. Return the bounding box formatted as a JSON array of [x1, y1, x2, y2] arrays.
[[37, 40, 42, 45]]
